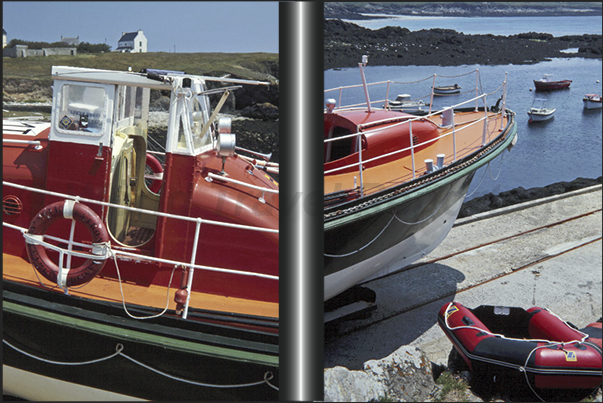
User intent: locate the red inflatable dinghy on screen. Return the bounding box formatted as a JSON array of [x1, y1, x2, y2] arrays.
[[438, 302, 602, 391]]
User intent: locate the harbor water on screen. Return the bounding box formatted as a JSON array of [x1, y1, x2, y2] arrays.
[[325, 16, 602, 201], [343, 15, 602, 36]]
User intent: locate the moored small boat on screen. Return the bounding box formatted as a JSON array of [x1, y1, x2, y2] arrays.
[[433, 83, 462, 95], [438, 302, 602, 394], [533, 74, 572, 91], [583, 93, 602, 110], [323, 57, 518, 318], [3, 66, 279, 400], [385, 94, 430, 115], [528, 98, 556, 122]]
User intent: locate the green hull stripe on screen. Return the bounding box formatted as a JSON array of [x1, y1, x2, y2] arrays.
[[4, 300, 278, 366]]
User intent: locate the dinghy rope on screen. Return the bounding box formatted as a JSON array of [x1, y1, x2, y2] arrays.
[[3, 340, 278, 391], [443, 302, 601, 402]]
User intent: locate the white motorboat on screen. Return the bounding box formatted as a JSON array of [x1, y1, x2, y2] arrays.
[[386, 94, 430, 115], [433, 84, 461, 96], [583, 94, 602, 110], [527, 98, 555, 122]]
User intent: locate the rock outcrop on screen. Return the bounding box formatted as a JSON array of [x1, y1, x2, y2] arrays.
[[324, 19, 602, 70], [325, 3, 602, 20], [324, 346, 439, 402], [459, 176, 602, 218]]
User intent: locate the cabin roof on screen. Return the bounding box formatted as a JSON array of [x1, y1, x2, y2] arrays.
[[328, 108, 414, 128], [50, 66, 270, 90], [51, 66, 173, 90]]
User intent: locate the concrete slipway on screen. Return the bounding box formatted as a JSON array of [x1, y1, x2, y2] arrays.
[[324, 185, 602, 371]]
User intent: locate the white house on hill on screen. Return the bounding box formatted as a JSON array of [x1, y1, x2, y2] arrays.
[[61, 36, 80, 46], [116, 29, 147, 53]]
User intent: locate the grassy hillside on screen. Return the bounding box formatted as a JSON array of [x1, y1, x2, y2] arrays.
[[2, 51, 279, 86]]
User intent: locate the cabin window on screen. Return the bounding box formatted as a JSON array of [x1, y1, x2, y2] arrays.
[[190, 96, 213, 149], [327, 126, 353, 162], [56, 84, 106, 135], [115, 85, 148, 130], [174, 90, 214, 154]]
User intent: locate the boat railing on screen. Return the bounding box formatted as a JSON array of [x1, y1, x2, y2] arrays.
[[324, 74, 508, 196], [325, 80, 395, 112], [3, 139, 44, 150], [2, 180, 278, 319], [206, 172, 279, 203], [325, 69, 485, 114]]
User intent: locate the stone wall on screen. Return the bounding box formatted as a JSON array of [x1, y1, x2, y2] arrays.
[[3, 45, 77, 58]]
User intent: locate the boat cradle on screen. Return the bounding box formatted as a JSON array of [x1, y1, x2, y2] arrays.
[[438, 302, 602, 390]]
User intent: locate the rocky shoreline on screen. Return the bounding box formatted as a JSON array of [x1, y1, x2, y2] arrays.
[[324, 2, 602, 20], [325, 343, 603, 402], [324, 19, 602, 70], [459, 176, 602, 218]]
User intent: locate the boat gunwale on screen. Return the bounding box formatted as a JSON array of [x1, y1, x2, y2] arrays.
[[324, 109, 516, 228]]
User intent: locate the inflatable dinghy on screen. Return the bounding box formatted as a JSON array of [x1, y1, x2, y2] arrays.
[[438, 302, 602, 392]]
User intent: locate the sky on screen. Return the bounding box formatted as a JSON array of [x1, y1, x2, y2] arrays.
[[3, 1, 279, 53]]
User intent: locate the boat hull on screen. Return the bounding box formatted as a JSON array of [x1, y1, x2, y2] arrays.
[[388, 105, 430, 115], [324, 173, 473, 301], [324, 111, 517, 302], [527, 111, 555, 122], [433, 86, 461, 95], [533, 80, 572, 91], [583, 99, 602, 110], [3, 281, 279, 401]]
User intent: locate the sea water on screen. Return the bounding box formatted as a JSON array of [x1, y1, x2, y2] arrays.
[[344, 15, 602, 36], [325, 16, 602, 200]]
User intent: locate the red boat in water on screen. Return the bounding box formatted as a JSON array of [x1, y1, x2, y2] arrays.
[[3, 66, 279, 400], [438, 302, 602, 396], [533, 74, 572, 91]]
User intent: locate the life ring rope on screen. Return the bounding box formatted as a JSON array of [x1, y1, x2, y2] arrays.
[[24, 232, 111, 261]]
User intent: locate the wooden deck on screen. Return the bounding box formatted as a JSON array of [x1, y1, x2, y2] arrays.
[[324, 110, 508, 197], [3, 253, 278, 320]]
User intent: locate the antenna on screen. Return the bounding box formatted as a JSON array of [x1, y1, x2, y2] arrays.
[[359, 55, 371, 112]]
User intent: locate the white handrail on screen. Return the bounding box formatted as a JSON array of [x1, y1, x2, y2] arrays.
[[206, 172, 279, 204], [3, 139, 43, 150], [2, 181, 278, 234], [324, 94, 495, 177], [3, 221, 278, 281]]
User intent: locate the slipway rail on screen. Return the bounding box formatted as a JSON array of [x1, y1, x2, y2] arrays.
[[325, 186, 602, 339]]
